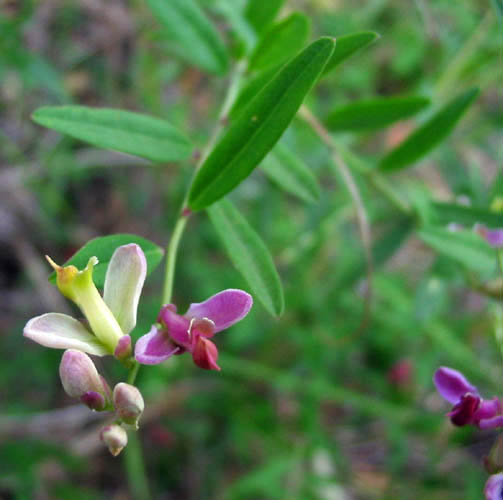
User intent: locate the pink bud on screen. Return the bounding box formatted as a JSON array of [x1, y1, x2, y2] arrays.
[[59, 350, 109, 410], [114, 335, 132, 361], [113, 383, 145, 428], [100, 425, 128, 456]]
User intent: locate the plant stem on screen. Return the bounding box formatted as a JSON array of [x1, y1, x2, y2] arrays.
[[162, 214, 189, 305], [127, 361, 140, 385], [160, 60, 247, 306], [124, 431, 152, 500]]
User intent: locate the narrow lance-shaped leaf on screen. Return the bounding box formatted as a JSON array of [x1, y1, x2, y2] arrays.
[[325, 95, 430, 131], [418, 226, 495, 274], [49, 235, 164, 288], [147, 0, 229, 75], [248, 12, 311, 72], [207, 199, 284, 316], [379, 88, 479, 171], [431, 202, 503, 229], [244, 0, 286, 34], [188, 37, 335, 210], [32, 106, 192, 163], [322, 31, 379, 77], [261, 143, 320, 203]]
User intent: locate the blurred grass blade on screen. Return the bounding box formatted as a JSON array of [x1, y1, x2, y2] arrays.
[[49, 234, 164, 287], [379, 88, 479, 171], [248, 12, 310, 72], [418, 226, 495, 273], [431, 202, 503, 228], [325, 95, 430, 131], [322, 31, 379, 76], [207, 199, 284, 316], [261, 143, 320, 203], [244, 0, 285, 34], [32, 106, 192, 163], [188, 37, 335, 210], [147, 0, 229, 74]]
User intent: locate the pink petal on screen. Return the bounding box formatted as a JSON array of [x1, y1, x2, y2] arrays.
[[433, 366, 479, 404], [475, 397, 502, 421], [158, 305, 191, 347], [479, 415, 503, 430], [485, 473, 503, 499], [185, 289, 253, 333], [134, 325, 180, 365], [192, 336, 220, 371]]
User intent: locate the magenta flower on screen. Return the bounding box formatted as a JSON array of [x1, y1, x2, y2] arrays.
[[434, 367, 503, 429], [485, 473, 503, 499], [135, 289, 253, 371], [474, 224, 503, 248]]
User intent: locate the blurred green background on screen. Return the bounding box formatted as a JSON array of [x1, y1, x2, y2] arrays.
[[1, 0, 502, 498]]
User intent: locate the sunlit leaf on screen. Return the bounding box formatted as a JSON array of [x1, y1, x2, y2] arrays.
[[188, 37, 335, 210], [379, 88, 479, 171], [147, 0, 229, 74], [207, 199, 284, 316], [32, 106, 192, 163], [49, 235, 164, 288], [325, 95, 429, 131]]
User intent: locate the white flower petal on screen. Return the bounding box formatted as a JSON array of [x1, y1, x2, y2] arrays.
[[103, 244, 147, 335], [23, 313, 108, 356]]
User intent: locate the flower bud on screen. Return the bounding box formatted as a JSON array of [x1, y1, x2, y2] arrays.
[[113, 382, 144, 428], [114, 335, 132, 362], [100, 425, 128, 456], [59, 349, 109, 410]]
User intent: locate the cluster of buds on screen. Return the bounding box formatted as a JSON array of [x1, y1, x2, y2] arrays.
[[60, 348, 144, 455], [434, 367, 503, 498], [22, 243, 253, 456]]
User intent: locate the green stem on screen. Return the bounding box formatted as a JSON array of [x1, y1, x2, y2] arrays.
[[127, 361, 140, 385], [161, 60, 247, 306], [161, 215, 189, 305], [124, 431, 152, 500]]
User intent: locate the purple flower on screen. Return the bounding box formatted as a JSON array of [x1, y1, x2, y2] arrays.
[[485, 473, 503, 499], [474, 224, 503, 249], [135, 289, 253, 371], [433, 367, 503, 429]]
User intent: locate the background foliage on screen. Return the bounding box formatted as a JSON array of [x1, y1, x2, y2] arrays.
[[0, 0, 502, 498]]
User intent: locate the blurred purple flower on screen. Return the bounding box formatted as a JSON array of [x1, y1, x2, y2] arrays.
[[474, 224, 503, 249], [434, 367, 503, 429], [485, 473, 503, 499], [135, 289, 253, 371]]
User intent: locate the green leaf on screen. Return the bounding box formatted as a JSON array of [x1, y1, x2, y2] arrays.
[[147, 0, 229, 74], [188, 37, 335, 210], [32, 106, 192, 163], [379, 88, 479, 171], [325, 95, 430, 131], [418, 226, 495, 273], [261, 143, 320, 203], [244, 0, 285, 34], [431, 202, 503, 229], [322, 31, 379, 76], [207, 199, 284, 316], [248, 12, 310, 72], [49, 234, 164, 288], [230, 65, 280, 119]]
